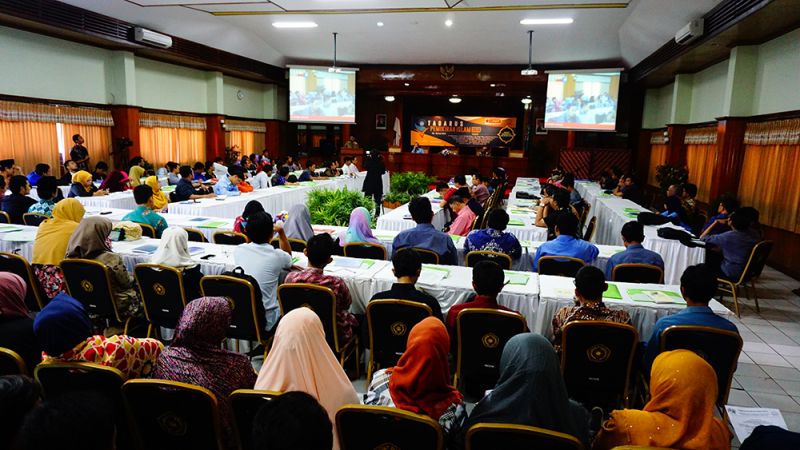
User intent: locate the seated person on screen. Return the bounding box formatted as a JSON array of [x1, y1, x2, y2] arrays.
[[0, 375, 41, 450], [370, 248, 444, 321], [150, 227, 203, 301], [337, 206, 379, 247], [57, 160, 78, 186], [642, 264, 738, 369], [68, 170, 107, 198], [681, 183, 698, 215], [286, 174, 299, 184], [27, 176, 58, 218], [128, 156, 146, 187], [233, 200, 265, 234], [488, 167, 506, 193], [532, 214, 599, 271], [392, 197, 458, 265], [593, 350, 731, 450], [192, 162, 207, 181], [98, 169, 130, 193], [661, 184, 690, 230], [446, 194, 476, 236], [470, 173, 490, 205], [323, 160, 341, 177], [174, 165, 214, 201], [271, 166, 290, 186], [536, 188, 578, 239], [122, 185, 168, 238], [285, 234, 358, 345], [701, 210, 760, 280], [156, 161, 180, 185], [252, 391, 333, 450], [0, 273, 42, 373], [551, 266, 631, 352], [26, 163, 50, 187], [213, 165, 244, 196], [233, 211, 293, 332], [1, 175, 36, 224], [284, 204, 315, 242], [700, 197, 738, 237], [605, 221, 664, 279], [340, 156, 355, 176], [248, 164, 272, 190], [454, 186, 484, 218], [464, 208, 522, 261], [614, 175, 644, 205], [436, 181, 456, 203], [561, 173, 582, 207], [237, 172, 254, 193], [91, 161, 108, 182], [144, 176, 169, 212], [282, 155, 299, 172], [298, 160, 324, 182], [364, 317, 467, 446], [446, 260, 517, 337]]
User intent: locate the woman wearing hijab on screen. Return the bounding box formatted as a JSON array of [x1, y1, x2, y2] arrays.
[[284, 204, 315, 242], [233, 200, 265, 233], [338, 206, 379, 247], [593, 349, 731, 450], [98, 170, 130, 193], [0, 273, 41, 372], [255, 308, 359, 450], [68, 170, 107, 198], [65, 216, 141, 319], [153, 297, 256, 449], [33, 293, 162, 379], [150, 227, 202, 301], [456, 333, 589, 449], [144, 176, 168, 211], [32, 198, 85, 299], [364, 317, 467, 445]]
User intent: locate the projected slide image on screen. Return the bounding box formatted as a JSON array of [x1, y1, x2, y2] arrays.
[[289, 67, 356, 124], [544, 72, 620, 131]]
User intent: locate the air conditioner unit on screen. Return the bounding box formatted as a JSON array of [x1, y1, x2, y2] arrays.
[[675, 19, 704, 45], [133, 27, 173, 49]]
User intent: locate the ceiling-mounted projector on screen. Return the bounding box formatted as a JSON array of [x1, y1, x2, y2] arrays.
[[521, 69, 538, 76], [133, 27, 173, 49]]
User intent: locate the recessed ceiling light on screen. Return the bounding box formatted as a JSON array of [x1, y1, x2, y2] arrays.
[[449, 95, 462, 104], [520, 18, 573, 25], [272, 21, 318, 29], [445, 19, 454, 27], [404, 83, 410, 87], [521, 98, 533, 104], [377, 22, 384, 27], [490, 83, 496, 87], [385, 96, 396, 102]]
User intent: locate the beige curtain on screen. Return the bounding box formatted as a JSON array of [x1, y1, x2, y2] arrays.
[[685, 143, 717, 203], [139, 127, 206, 168], [738, 144, 800, 233], [61, 124, 113, 170], [226, 130, 266, 156], [648, 144, 668, 187], [0, 120, 60, 172]]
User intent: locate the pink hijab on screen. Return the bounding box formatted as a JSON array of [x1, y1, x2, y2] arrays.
[[255, 307, 358, 449], [0, 272, 29, 319]]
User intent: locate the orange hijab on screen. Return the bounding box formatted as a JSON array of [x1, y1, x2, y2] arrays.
[[388, 317, 463, 420], [594, 349, 731, 450]]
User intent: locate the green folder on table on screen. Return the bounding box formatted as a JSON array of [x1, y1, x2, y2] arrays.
[[504, 271, 530, 286], [291, 256, 301, 265], [628, 288, 686, 305], [300, 181, 318, 186], [603, 283, 623, 299], [374, 233, 395, 241], [519, 240, 534, 247], [507, 219, 525, 226], [196, 221, 228, 229], [449, 234, 462, 243], [623, 208, 641, 213]]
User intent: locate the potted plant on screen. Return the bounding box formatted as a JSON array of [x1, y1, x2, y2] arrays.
[[383, 172, 436, 208], [306, 189, 376, 227], [382, 191, 410, 210], [655, 164, 689, 194]]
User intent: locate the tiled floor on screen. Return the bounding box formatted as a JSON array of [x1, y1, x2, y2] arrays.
[[722, 266, 800, 447]]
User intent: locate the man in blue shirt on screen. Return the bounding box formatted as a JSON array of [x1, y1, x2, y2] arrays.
[[298, 160, 319, 182], [532, 213, 599, 271], [26, 163, 50, 187], [700, 198, 738, 237], [643, 263, 738, 369], [213, 165, 243, 196], [702, 210, 759, 280], [174, 165, 214, 202], [392, 196, 458, 265], [605, 221, 665, 279]]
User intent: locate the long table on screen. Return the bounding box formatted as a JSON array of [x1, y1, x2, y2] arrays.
[[376, 190, 449, 231]]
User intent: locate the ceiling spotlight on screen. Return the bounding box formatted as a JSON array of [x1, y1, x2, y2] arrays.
[[490, 83, 496, 87], [449, 95, 462, 104], [377, 22, 384, 27], [520, 18, 573, 25], [521, 98, 533, 105], [384, 96, 396, 102], [404, 83, 410, 87], [445, 19, 454, 27], [272, 21, 318, 29]]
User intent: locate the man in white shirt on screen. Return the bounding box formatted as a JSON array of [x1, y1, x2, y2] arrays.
[[248, 164, 273, 190], [233, 211, 293, 331]]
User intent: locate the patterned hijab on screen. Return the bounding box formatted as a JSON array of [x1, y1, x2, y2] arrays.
[[65, 216, 112, 259], [0, 272, 29, 319], [32, 198, 85, 265], [284, 204, 314, 241], [340, 207, 378, 247], [99, 170, 129, 193], [145, 176, 168, 210], [387, 317, 463, 420]]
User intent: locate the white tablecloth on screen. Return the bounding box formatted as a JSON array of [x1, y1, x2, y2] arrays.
[[376, 190, 448, 232], [534, 275, 732, 340], [72, 191, 138, 210]]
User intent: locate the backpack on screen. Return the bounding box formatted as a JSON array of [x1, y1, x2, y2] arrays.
[[220, 266, 265, 314]]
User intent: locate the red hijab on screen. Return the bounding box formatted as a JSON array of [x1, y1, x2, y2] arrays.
[[388, 317, 463, 419], [0, 272, 29, 319]]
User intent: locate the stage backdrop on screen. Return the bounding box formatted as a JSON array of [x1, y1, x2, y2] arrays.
[[410, 116, 517, 147]]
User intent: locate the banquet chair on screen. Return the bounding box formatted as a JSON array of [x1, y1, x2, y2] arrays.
[[537, 256, 585, 278], [122, 379, 224, 450], [560, 321, 638, 410], [336, 405, 443, 450], [277, 283, 359, 377], [465, 423, 584, 450], [212, 231, 249, 245], [134, 264, 188, 338], [454, 308, 527, 399], [343, 242, 387, 260], [0, 211, 9, 223], [366, 299, 433, 383], [611, 264, 664, 284], [717, 240, 773, 317], [578, 203, 591, 232], [583, 216, 597, 241], [138, 223, 156, 238], [185, 228, 207, 242], [660, 325, 742, 409], [229, 389, 282, 450], [270, 237, 307, 252], [35, 362, 125, 400], [22, 212, 48, 226], [0, 251, 48, 310], [0, 347, 27, 376], [200, 275, 268, 357], [60, 258, 132, 334], [397, 247, 439, 264], [465, 250, 512, 270], [479, 207, 494, 229]]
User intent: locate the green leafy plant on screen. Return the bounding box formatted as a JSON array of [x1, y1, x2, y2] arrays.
[[383, 191, 411, 205], [389, 172, 436, 198], [306, 188, 376, 227], [655, 164, 689, 193]]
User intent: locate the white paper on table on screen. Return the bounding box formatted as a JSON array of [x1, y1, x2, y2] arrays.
[[725, 406, 788, 442], [333, 258, 363, 269], [0, 231, 37, 242], [417, 268, 448, 285]]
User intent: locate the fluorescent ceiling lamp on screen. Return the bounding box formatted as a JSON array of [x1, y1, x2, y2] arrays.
[[273, 21, 318, 28], [521, 98, 533, 104], [520, 18, 573, 25], [449, 96, 462, 104], [384, 96, 396, 102]]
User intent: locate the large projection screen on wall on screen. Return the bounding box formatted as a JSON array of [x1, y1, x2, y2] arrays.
[[289, 66, 356, 124], [544, 70, 621, 131]]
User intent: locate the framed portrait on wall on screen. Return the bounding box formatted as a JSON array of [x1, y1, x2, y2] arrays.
[[535, 118, 548, 135], [376, 114, 387, 130]]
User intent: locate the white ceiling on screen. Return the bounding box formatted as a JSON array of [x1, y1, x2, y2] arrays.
[[59, 0, 723, 68]]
